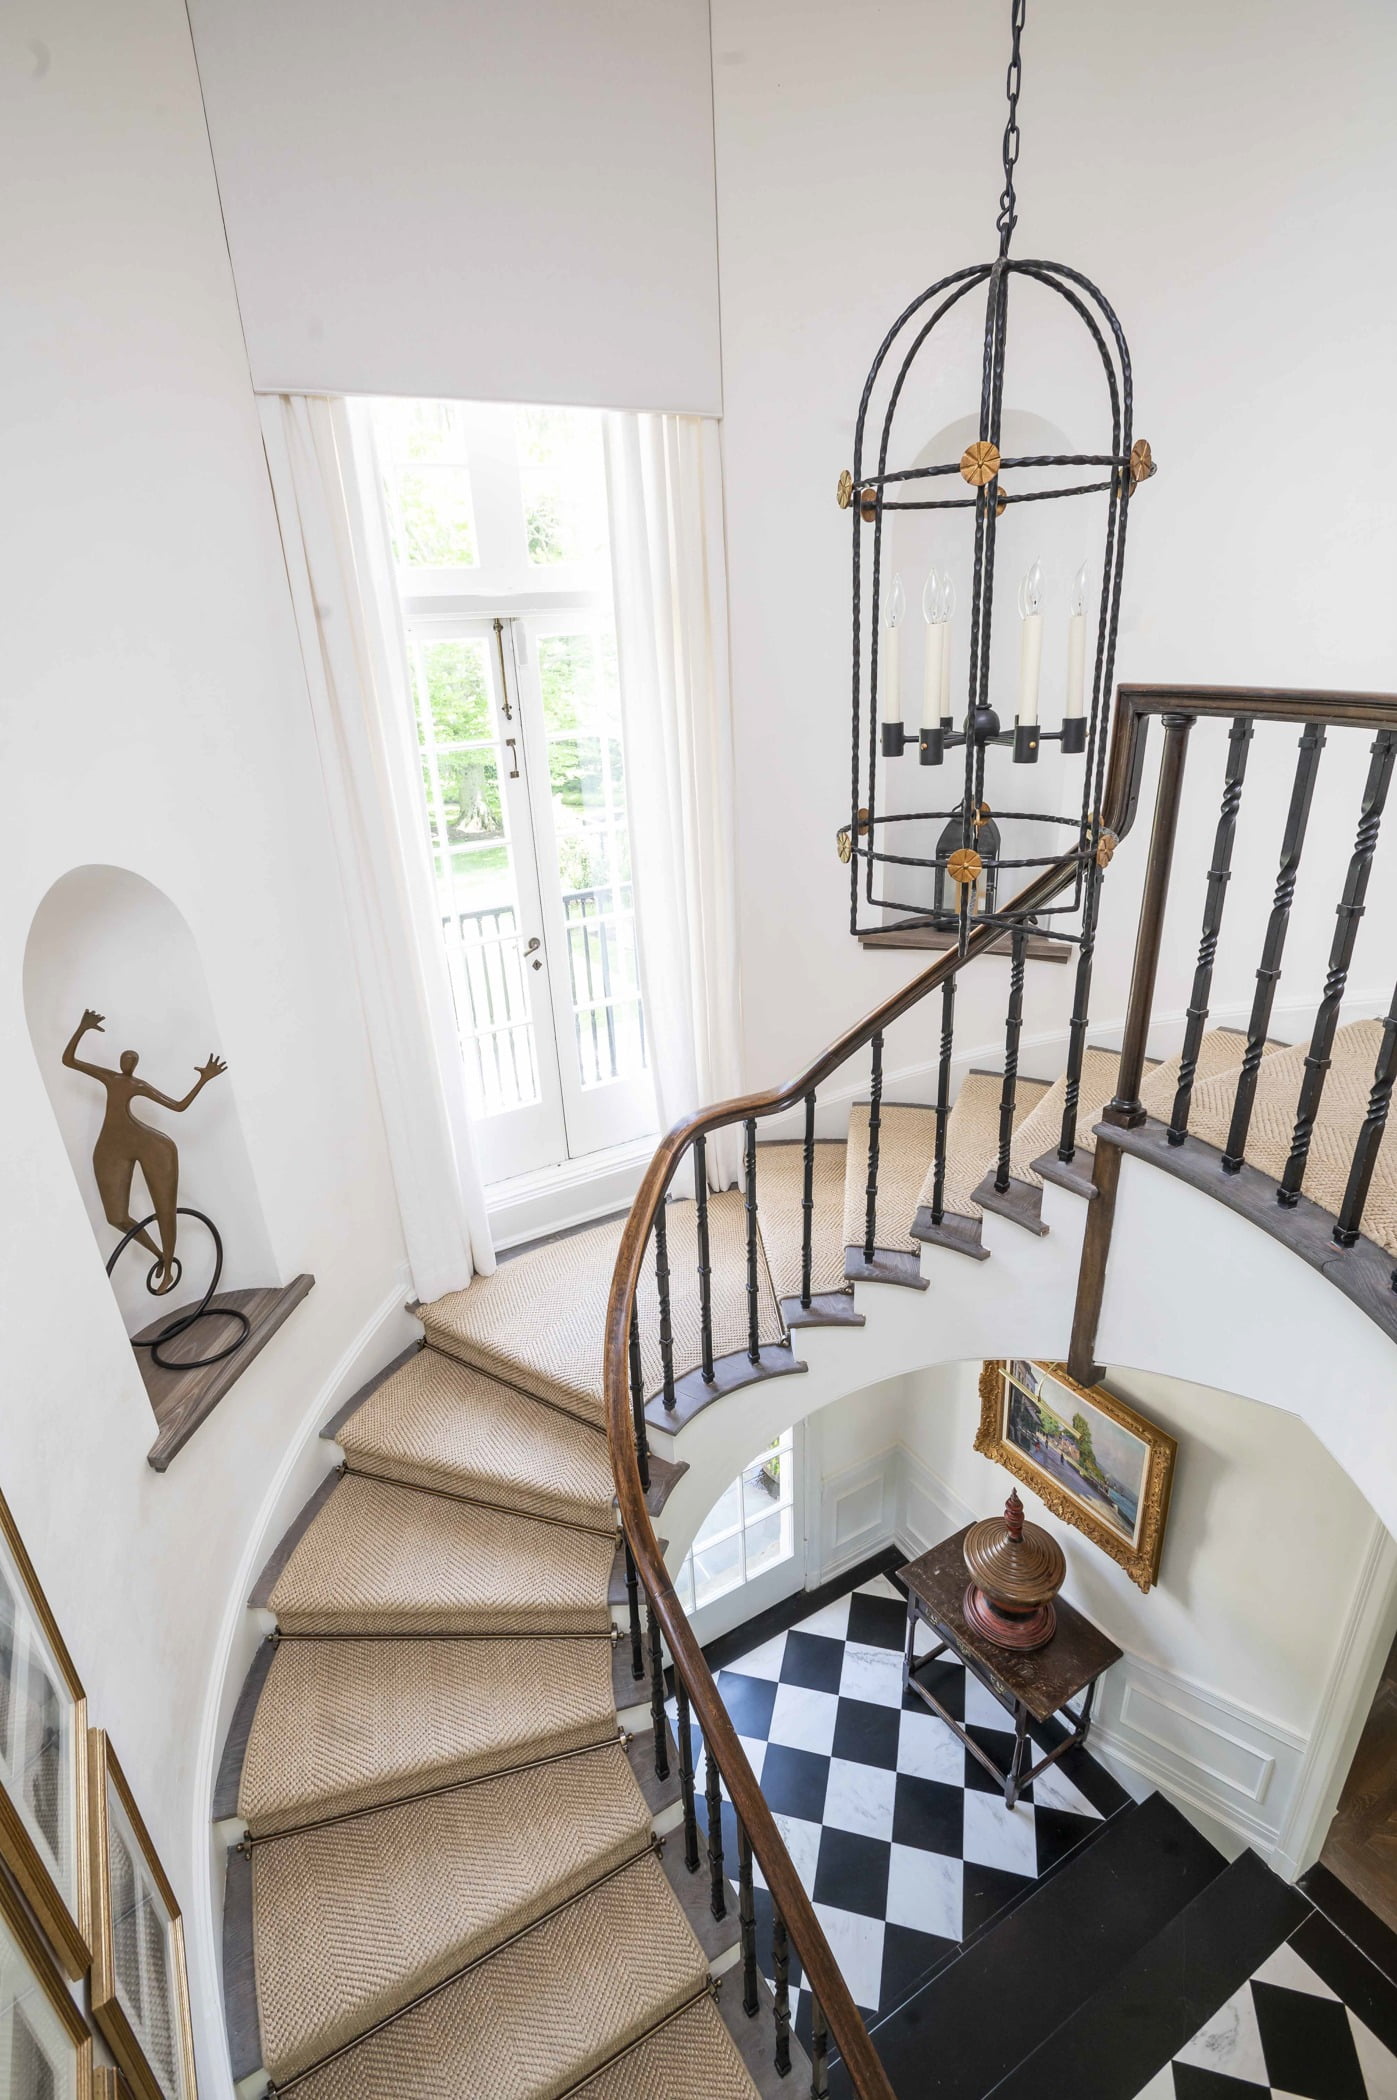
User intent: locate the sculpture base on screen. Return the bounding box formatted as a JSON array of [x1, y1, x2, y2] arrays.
[[962, 1580, 1057, 1653]]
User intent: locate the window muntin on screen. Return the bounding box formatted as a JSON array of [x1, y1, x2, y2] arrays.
[[380, 400, 478, 569], [677, 1431, 797, 1614]]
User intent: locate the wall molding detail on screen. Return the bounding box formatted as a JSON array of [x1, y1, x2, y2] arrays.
[[814, 1444, 902, 1587]]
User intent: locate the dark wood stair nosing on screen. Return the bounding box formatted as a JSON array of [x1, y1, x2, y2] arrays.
[[909, 1207, 990, 1260], [222, 1841, 261, 2083], [659, 1843, 742, 1967], [842, 1246, 929, 1290], [645, 1451, 689, 1516], [781, 1290, 867, 1329], [1030, 1148, 1099, 1202], [643, 1343, 807, 1435], [971, 1171, 1049, 1236], [212, 1637, 277, 1823]]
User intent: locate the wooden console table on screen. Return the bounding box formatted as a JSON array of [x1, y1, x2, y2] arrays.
[[899, 1528, 1121, 1809]]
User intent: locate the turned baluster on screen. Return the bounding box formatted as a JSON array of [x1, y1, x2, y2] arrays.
[[705, 1733, 726, 1920], [744, 1118, 761, 1364], [772, 1907, 792, 2076], [654, 1202, 677, 1410], [1335, 984, 1397, 1253], [695, 1135, 715, 1382], [738, 1821, 759, 2016], [863, 1030, 885, 1261], [810, 1995, 831, 2100], [646, 1603, 669, 1782], [674, 1676, 700, 1872], [994, 927, 1027, 1191], [1280, 728, 1397, 1204], [929, 976, 957, 1224], [622, 1535, 643, 1683], [1167, 715, 1254, 1144], [799, 1091, 817, 1309], [627, 1304, 650, 1491]]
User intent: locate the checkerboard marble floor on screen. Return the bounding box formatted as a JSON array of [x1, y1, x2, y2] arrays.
[[676, 1569, 1128, 2043], [1132, 1935, 1397, 2099]]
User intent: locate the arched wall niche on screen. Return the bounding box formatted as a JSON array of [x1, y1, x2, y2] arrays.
[[22, 865, 279, 1334]]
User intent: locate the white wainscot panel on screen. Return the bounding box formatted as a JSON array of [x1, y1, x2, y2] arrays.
[[817, 1448, 901, 1583]]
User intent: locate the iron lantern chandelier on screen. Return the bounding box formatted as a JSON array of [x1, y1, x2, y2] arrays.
[[837, 0, 1154, 947]]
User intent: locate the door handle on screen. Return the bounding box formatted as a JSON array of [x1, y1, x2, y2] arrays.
[[505, 737, 519, 779], [525, 935, 542, 971]]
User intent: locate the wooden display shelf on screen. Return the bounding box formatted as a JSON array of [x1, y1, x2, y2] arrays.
[[133, 1276, 315, 1472], [860, 924, 1069, 961]]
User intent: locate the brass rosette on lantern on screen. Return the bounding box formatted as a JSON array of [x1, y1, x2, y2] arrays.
[[836, 469, 854, 510], [959, 440, 1001, 487], [1095, 829, 1118, 870], [946, 846, 983, 888]]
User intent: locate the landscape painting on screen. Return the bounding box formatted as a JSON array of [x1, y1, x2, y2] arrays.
[[976, 1361, 1177, 1592], [1002, 1364, 1147, 1547]]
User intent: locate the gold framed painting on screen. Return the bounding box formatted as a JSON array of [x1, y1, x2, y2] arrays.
[[88, 1735, 197, 2100], [0, 1861, 94, 2099], [977, 1359, 1176, 1592], [0, 1485, 91, 1977], [94, 2071, 135, 2100]]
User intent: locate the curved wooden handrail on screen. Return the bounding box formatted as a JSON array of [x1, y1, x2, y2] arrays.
[[602, 696, 1165, 2089]]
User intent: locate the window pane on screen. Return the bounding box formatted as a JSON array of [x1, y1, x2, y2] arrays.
[[745, 1508, 794, 1583], [517, 407, 608, 567], [381, 401, 478, 568], [694, 1479, 741, 1549], [430, 750, 504, 846], [421, 639, 492, 744], [741, 1447, 789, 1525], [693, 1531, 742, 1608]]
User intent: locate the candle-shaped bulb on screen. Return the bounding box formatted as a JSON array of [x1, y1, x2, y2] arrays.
[[942, 576, 957, 622], [882, 572, 905, 722], [921, 569, 944, 726], [939, 575, 956, 725], [1065, 562, 1087, 720], [1017, 559, 1044, 726], [921, 566, 942, 625]]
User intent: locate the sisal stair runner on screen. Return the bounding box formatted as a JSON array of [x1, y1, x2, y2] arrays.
[[843, 1102, 941, 1255], [1005, 1043, 1122, 1190], [252, 1744, 652, 2082], [419, 1193, 784, 1410], [265, 1474, 614, 1636], [335, 1346, 617, 1532], [753, 1138, 851, 1302], [237, 1634, 619, 1838], [916, 1070, 1051, 1224]]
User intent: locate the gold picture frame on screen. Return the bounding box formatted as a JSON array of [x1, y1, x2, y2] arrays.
[[88, 1734, 197, 2100], [0, 1484, 92, 1977], [0, 1859, 94, 2098], [94, 2071, 136, 2100], [977, 1359, 1176, 1592]]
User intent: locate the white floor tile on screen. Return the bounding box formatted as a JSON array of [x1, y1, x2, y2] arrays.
[[1251, 1941, 1335, 1998], [1175, 1984, 1269, 2088], [885, 1842, 962, 1942], [856, 1574, 903, 1601], [1349, 2008, 1397, 2100], [912, 1618, 940, 1659], [796, 1593, 853, 1641], [961, 1670, 1013, 1732], [812, 1902, 886, 2011], [727, 1632, 788, 1681], [738, 1734, 767, 1783], [751, 1811, 825, 1894], [824, 1757, 898, 1842], [1028, 1759, 1103, 1822], [768, 1682, 841, 1757], [839, 1641, 905, 1709], [1127, 2066, 1176, 2100], [960, 1787, 1039, 1878], [897, 1709, 967, 1787]]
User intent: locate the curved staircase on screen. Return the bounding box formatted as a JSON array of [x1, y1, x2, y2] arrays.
[[216, 1008, 1397, 2097]]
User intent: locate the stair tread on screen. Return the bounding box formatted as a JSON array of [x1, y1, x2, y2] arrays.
[[266, 1475, 613, 1636], [1183, 1018, 1397, 1255], [1134, 1025, 1260, 1122], [286, 1851, 710, 2100], [238, 1634, 618, 1837], [567, 1996, 760, 2098], [254, 1742, 650, 2081], [996, 1847, 1309, 2099], [420, 1192, 784, 1416], [754, 1140, 850, 1302], [336, 1348, 616, 1530], [1008, 1046, 1121, 1189], [858, 1793, 1225, 2099], [916, 1071, 1051, 1220]]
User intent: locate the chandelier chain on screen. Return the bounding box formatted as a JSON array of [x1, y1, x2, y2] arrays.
[[996, 0, 1028, 256]]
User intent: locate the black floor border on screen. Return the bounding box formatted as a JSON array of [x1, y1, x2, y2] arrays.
[[699, 1546, 905, 1677], [1290, 1907, 1397, 2057], [1299, 1860, 1397, 1992]]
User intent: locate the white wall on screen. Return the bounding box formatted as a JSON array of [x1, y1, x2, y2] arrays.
[[185, 0, 722, 414], [0, 4, 412, 2086], [711, 0, 1397, 1104]]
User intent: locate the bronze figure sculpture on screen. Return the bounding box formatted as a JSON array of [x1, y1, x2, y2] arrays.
[[62, 1009, 226, 1294]]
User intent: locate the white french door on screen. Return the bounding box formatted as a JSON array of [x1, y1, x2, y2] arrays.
[[407, 607, 654, 1184]]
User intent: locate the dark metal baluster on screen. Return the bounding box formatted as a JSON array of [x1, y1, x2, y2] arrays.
[[744, 1118, 761, 1364], [738, 1821, 759, 2016], [810, 1996, 831, 2100], [646, 1603, 669, 1781], [929, 976, 956, 1223], [622, 1535, 643, 1682], [654, 1203, 677, 1409], [863, 1030, 885, 1260], [772, 1908, 792, 2076], [695, 1136, 715, 1382], [1222, 723, 1327, 1172], [1335, 983, 1397, 1250], [1057, 857, 1104, 1163], [627, 1304, 650, 1491], [1280, 729, 1397, 1205], [1169, 715, 1254, 1144], [705, 1734, 726, 1919], [674, 1676, 700, 1872], [800, 1092, 817, 1309], [994, 928, 1027, 1191]]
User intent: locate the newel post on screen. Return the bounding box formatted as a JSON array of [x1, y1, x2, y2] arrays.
[[1068, 712, 1194, 1384]]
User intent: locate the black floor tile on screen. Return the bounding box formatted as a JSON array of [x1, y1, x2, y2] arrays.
[[831, 1695, 901, 1771], [879, 1921, 957, 2012], [1172, 2067, 1269, 2098], [961, 1721, 1019, 1793], [960, 1860, 1036, 1939], [759, 1742, 831, 1823], [1290, 1910, 1397, 2058], [780, 1629, 846, 1693], [847, 1590, 907, 1652], [1252, 1978, 1367, 2099], [813, 1827, 891, 1920], [903, 1656, 965, 1722], [891, 1773, 964, 1859], [1032, 1803, 1103, 1876], [715, 1667, 779, 1739]]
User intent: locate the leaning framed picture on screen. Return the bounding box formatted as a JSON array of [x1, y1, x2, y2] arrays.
[[0, 1860, 94, 2098], [88, 1734, 197, 2100], [977, 1359, 1176, 1592], [0, 1485, 91, 1977]]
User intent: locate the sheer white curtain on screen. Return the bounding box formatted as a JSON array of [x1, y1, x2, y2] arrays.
[[604, 414, 744, 1189], [259, 393, 495, 1299]]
